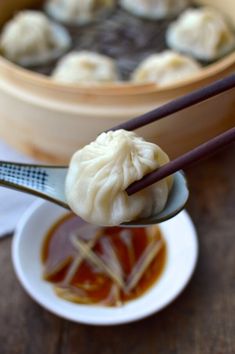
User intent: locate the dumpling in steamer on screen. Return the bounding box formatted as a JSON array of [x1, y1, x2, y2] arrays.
[[65, 129, 173, 227], [120, 0, 191, 20], [132, 51, 201, 86], [0, 11, 71, 66], [52, 51, 119, 84], [45, 0, 115, 25], [166, 7, 235, 61]]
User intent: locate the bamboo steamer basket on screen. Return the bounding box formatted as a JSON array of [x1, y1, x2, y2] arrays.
[[0, 0, 234, 163]]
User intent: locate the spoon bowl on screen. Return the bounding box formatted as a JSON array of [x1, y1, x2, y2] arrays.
[[0, 161, 189, 226], [124, 171, 189, 226]]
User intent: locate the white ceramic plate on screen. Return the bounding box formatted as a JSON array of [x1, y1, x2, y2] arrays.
[[12, 200, 198, 326]]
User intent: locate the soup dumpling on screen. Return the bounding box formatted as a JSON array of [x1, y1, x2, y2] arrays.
[[45, 0, 115, 25], [65, 129, 173, 226], [132, 51, 201, 86], [52, 51, 119, 84], [166, 7, 235, 61], [0, 11, 71, 66], [120, 0, 191, 20]]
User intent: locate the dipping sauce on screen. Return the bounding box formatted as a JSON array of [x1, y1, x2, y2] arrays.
[[41, 213, 167, 307]]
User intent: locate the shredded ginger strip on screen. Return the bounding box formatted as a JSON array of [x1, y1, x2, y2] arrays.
[[125, 239, 163, 293], [71, 233, 125, 290]]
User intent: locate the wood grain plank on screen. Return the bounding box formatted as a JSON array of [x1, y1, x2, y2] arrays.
[[0, 238, 62, 354]]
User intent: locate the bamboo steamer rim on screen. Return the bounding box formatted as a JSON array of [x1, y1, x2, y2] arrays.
[[0, 52, 234, 97]]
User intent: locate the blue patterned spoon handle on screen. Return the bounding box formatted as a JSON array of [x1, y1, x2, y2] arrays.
[[0, 161, 69, 208]]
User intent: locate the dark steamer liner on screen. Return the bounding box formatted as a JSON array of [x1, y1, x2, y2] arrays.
[[31, 5, 199, 80]]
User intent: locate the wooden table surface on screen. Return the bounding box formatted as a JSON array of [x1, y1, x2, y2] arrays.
[[0, 146, 234, 354]]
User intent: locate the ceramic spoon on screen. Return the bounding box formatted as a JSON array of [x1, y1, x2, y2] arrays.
[[0, 161, 189, 226]]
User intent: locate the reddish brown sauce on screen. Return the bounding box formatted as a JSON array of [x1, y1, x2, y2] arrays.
[[41, 213, 167, 306]]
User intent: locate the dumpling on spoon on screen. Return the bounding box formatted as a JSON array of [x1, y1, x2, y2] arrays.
[[0, 11, 71, 67], [65, 129, 173, 226], [132, 51, 201, 86], [52, 51, 119, 84], [120, 0, 191, 20], [45, 0, 115, 25], [166, 7, 235, 61]]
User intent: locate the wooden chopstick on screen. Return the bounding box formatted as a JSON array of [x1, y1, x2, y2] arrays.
[[110, 73, 235, 132], [126, 127, 235, 195]]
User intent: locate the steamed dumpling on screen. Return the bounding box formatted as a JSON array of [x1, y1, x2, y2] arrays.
[[65, 129, 173, 226], [52, 51, 119, 84], [0, 11, 71, 66], [120, 0, 191, 20], [166, 7, 235, 61], [45, 0, 115, 25], [132, 51, 201, 86]]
